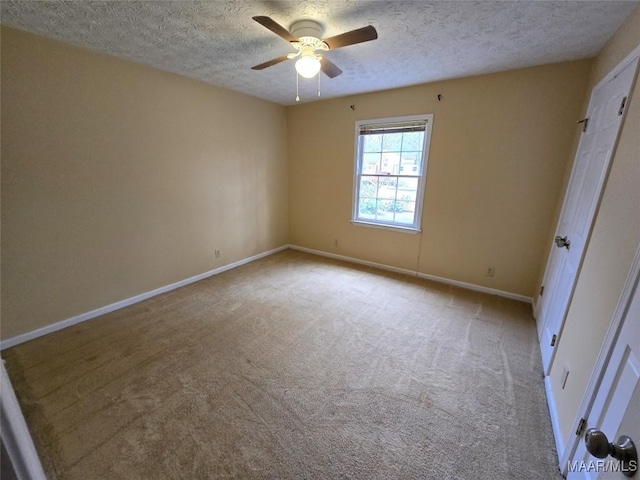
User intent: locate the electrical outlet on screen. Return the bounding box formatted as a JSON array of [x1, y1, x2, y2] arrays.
[[333, 239, 339, 248], [214, 249, 221, 259], [485, 266, 495, 277]]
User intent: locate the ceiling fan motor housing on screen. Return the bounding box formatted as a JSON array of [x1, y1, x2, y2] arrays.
[[290, 20, 324, 42]]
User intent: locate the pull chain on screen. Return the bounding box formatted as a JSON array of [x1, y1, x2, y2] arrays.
[[317, 70, 321, 97], [296, 71, 300, 102]]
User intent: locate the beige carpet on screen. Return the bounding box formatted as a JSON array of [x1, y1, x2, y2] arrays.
[[3, 249, 561, 479]]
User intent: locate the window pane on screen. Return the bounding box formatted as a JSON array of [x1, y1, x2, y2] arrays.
[[382, 133, 402, 152], [379, 176, 398, 188], [400, 152, 421, 176], [394, 203, 416, 225], [363, 134, 382, 152], [358, 198, 377, 219], [398, 177, 419, 203], [362, 153, 381, 173], [378, 183, 397, 200], [374, 199, 395, 223], [398, 177, 418, 191], [380, 153, 400, 174], [359, 178, 378, 198], [401, 132, 424, 151], [379, 198, 404, 213], [398, 189, 417, 202]]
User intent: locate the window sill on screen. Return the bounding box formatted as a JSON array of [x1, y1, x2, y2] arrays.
[[350, 220, 421, 234]]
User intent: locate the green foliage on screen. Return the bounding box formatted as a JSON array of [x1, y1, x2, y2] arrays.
[[360, 181, 377, 198], [380, 200, 404, 212], [359, 179, 407, 215], [359, 199, 377, 214]]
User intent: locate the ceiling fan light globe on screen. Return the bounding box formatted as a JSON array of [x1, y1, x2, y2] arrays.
[[295, 56, 321, 78]]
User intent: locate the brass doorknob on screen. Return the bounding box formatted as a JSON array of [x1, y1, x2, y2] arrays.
[[585, 428, 638, 477]]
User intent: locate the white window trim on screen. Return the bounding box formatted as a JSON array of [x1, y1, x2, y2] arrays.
[[351, 114, 433, 233]]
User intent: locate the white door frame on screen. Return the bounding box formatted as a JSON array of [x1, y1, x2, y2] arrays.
[[559, 242, 640, 475], [0, 360, 47, 480], [535, 43, 640, 374]]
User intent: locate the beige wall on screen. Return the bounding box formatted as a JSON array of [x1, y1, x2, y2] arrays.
[[287, 61, 592, 297], [0, 27, 289, 340], [1, 6, 637, 458], [546, 5, 640, 446]]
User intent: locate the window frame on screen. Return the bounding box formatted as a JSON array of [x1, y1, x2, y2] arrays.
[[351, 114, 433, 233]]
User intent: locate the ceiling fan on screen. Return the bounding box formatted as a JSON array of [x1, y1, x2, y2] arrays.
[[251, 16, 378, 79]]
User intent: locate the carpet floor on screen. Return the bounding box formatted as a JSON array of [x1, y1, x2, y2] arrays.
[[3, 249, 561, 479]]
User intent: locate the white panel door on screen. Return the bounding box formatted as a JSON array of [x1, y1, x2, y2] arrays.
[[536, 58, 639, 375], [567, 273, 640, 479]]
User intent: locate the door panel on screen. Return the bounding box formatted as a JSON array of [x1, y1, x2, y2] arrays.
[[540, 254, 576, 365], [536, 58, 639, 374], [568, 275, 640, 479]]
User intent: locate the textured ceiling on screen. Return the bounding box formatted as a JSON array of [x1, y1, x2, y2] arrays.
[[1, 1, 637, 105]]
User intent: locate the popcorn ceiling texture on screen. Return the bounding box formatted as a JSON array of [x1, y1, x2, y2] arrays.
[[0, 0, 636, 105]]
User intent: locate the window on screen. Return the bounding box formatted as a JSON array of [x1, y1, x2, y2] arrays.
[[352, 114, 433, 232]]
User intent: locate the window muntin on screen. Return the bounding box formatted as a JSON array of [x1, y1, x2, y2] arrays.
[[352, 115, 432, 231]]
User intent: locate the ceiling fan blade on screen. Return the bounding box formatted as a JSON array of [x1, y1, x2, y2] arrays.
[[251, 55, 290, 70], [320, 57, 343, 78], [252, 16, 298, 43], [323, 25, 378, 50]]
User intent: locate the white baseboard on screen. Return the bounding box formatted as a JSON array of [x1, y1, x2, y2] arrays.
[[0, 245, 288, 350], [544, 375, 565, 464], [1, 243, 533, 349], [289, 244, 532, 304], [290, 245, 418, 276], [416, 271, 532, 303]]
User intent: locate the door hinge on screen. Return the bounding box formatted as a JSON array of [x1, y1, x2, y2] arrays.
[[576, 118, 589, 132], [576, 418, 587, 436], [618, 96, 627, 116], [540, 285, 544, 296], [551, 334, 557, 347]]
